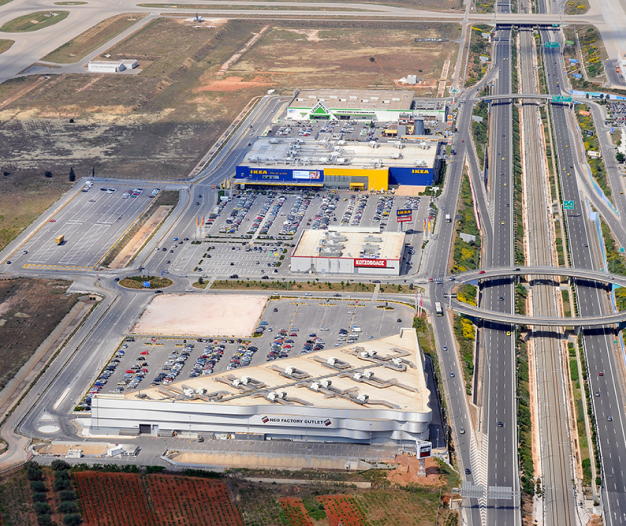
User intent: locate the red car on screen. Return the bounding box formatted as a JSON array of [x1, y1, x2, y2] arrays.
[[49, 219, 56, 222], [478, 270, 486, 274]]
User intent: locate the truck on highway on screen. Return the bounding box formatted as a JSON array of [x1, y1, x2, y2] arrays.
[[435, 301, 443, 317], [445, 214, 451, 223], [55, 234, 64, 245]]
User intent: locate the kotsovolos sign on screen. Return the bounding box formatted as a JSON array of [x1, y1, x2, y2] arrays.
[[354, 259, 387, 268], [255, 415, 336, 428]]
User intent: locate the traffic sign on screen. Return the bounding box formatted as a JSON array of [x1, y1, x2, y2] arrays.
[[545, 42, 559, 49], [620, 247, 625, 253], [552, 95, 571, 103], [563, 200, 575, 210], [450, 86, 460, 94]]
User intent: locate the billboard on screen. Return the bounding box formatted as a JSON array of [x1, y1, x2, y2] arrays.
[[354, 259, 387, 268], [418, 441, 432, 458], [397, 208, 413, 222], [293, 170, 322, 180]]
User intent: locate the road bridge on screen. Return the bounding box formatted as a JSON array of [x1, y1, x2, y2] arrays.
[[440, 266, 626, 326]]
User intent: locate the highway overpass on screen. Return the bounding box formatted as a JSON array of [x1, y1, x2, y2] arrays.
[[441, 266, 626, 326]]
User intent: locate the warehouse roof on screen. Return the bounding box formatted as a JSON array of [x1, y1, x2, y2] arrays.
[[121, 329, 429, 413], [292, 229, 405, 260], [290, 89, 414, 111]]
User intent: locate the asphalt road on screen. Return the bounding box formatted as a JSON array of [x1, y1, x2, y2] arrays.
[[478, 25, 520, 526], [542, 27, 626, 526]]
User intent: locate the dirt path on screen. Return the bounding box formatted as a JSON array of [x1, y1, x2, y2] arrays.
[[109, 205, 171, 269], [216, 25, 269, 76]]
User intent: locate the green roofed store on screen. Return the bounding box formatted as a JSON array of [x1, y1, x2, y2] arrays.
[[287, 89, 448, 122]]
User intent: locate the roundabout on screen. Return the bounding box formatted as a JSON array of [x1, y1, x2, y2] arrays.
[[440, 266, 626, 327]]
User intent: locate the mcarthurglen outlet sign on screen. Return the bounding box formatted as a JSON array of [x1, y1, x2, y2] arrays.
[[253, 415, 337, 428]]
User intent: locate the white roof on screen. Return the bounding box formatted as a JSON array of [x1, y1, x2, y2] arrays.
[[119, 330, 429, 414], [293, 229, 405, 260]]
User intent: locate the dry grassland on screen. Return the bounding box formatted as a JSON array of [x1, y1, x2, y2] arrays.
[[0, 19, 459, 183], [0, 40, 13, 54], [0, 278, 79, 390], [42, 13, 147, 63], [230, 23, 459, 91]]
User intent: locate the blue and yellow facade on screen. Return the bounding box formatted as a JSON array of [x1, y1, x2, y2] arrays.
[[236, 165, 435, 190]]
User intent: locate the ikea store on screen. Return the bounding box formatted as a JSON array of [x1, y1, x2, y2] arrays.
[[235, 136, 440, 192]]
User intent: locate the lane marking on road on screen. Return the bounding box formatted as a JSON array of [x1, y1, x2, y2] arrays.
[[53, 387, 71, 410]]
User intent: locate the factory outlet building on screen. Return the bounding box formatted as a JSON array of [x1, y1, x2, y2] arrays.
[[89, 330, 432, 446], [290, 227, 405, 276], [235, 136, 440, 191]]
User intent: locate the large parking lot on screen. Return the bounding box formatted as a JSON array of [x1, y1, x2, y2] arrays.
[[164, 189, 430, 278], [12, 183, 157, 271], [78, 297, 414, 409]]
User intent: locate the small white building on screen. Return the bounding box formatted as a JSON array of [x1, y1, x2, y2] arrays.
[[88, 59, 138, 73]]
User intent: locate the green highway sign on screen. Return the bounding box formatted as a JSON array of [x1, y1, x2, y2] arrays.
[[545, 42, 559, 48], [566, 40, 575, 45], [620, 247, 625, 253], [563, 200, 575, 210], [563, 96, 572, 102], [552, 95, 572, 103]]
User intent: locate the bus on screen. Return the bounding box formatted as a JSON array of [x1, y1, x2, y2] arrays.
[[435, 302, 443, 317]]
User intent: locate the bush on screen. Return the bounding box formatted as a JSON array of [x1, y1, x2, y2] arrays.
[[32, 493, 48, 503], [37, 515, 52, 526], [51, 460, 71, 471], [59, 501, 79, 514], [34, 502, 52, 515], [55, 470, 70, 480], [30, 481, 47, 492], [59, 490, 77, 502], [145, 466, 165, 474], [63, 514, 82, 526], [54, 478, 70, 491]]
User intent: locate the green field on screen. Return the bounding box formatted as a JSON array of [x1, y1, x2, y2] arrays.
[[0, 11, 69, 33], [0, 40, 13, 54]]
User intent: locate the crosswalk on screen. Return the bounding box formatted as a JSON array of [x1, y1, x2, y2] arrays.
[[469, 430, 489, 525]]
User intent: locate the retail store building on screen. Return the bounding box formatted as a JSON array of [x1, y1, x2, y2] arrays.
[[290, 227, 405, 276], [236, 136, 439, 190], [89, 330, 432, 446]]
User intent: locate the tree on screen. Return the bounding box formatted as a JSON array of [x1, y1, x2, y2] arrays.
[[586, 93, 589, 99], [44, 171, 52, 178], [198, 277, 204, 285], [69, 167, 76, 182], [51, 460, 70, 471], [616, 152, 625, 163]]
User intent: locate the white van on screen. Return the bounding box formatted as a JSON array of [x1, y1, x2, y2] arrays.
[[304, 292, 312, 297], [351, 327, 362, 332]]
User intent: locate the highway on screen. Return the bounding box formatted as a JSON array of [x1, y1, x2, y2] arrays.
[[541, 22, 626, 525], [479, 22, 520, 525]]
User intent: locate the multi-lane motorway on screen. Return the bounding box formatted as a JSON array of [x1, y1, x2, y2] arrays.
[[542, 23, 626, 526]]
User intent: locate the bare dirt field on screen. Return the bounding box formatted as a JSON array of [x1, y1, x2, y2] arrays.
[[0, 278, 79, 390], [131, 293, 268, 337]]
